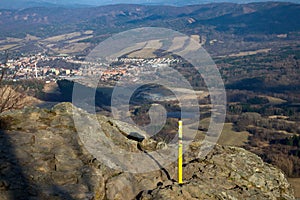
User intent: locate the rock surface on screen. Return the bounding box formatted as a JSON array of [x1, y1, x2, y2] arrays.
[[0, 103, 295, 200]]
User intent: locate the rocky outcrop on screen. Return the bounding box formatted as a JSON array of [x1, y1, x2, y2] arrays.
[[0, 103, 295, 200], [139, 143, 295, 200]]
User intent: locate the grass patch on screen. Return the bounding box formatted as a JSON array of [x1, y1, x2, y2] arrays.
[[288, 178, 300, 198], [0, 44, 19, 51], [196, 118, 249, 147], [259, 95, 287, 104], [218, 123, 250, 147]]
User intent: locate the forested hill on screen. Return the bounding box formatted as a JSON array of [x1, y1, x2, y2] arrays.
[[0, 2, 299, 38]]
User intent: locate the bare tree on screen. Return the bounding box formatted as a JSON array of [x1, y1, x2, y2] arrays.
[[0, 51, 27, 113]]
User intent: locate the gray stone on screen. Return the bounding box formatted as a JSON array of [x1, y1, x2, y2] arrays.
[[0, 103, 295, 200]]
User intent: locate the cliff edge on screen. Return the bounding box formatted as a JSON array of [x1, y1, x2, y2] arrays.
[[0, 103, 295, 200]]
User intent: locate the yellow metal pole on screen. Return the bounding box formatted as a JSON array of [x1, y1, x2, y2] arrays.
[[178, 120, 183, 184]]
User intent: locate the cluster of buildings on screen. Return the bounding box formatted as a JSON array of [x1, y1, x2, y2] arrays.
[[119, 57, 180, 66], [82, 57, 181, 82], [0, 54, 82, 82], [0, 53, 182, 84]]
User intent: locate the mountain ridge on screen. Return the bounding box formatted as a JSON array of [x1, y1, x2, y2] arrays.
[[1, 0, 300, 9], [0, 1, 299, 56], [0, 2, 299, 38]]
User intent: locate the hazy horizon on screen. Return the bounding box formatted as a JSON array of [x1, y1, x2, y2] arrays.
[[1, 0, 299, 9]]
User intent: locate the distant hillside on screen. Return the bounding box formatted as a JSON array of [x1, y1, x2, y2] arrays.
[[0, 0, 93, 9], [0, 0, 58, 9], [0, 2, 299, 55], [0, 2, 299, 38], [1, 0, 300, 9]]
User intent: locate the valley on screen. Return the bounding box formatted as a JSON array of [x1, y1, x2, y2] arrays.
[[0, 1, 300, 199]]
